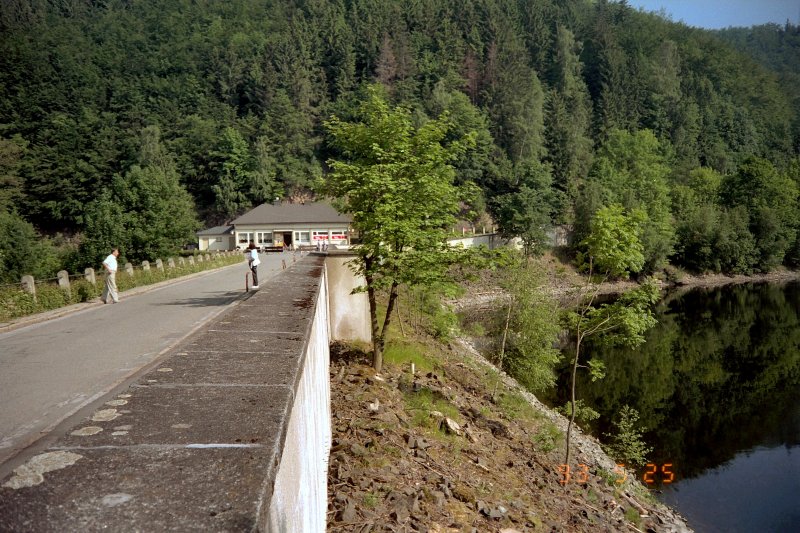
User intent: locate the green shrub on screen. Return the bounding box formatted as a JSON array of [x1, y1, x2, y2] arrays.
[[72, 279, 101, 302], [401, 283, 460, 341], [34, 284, 71, 310], [384, 342, 436, 372], [115, 271, 138, 292], [662, 264, 684, 284], [556, 399, 600, 425], [533, 423, 562, 453], [0, 288, 37, 321], [602, 405, 652, 467], [497, 391, 539, 421], [404, 387, 461, 430]]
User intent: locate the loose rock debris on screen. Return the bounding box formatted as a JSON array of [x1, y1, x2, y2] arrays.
[[327, 343, 692, 532]]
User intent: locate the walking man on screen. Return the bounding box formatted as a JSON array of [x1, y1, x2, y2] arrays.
[[101, 247, 120, 304]]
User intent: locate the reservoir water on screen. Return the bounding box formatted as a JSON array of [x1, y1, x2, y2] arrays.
[[551, 281, 800, 533]]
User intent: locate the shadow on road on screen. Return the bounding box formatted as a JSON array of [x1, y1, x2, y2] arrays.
[[154, 292, 244, 307]]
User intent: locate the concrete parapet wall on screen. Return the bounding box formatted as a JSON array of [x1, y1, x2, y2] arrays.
[[0, 256, 332, 532], [324, 251, 371, 344], [266, 273, 331, 531]]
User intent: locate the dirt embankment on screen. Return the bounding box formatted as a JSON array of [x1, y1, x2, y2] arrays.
[[326, 338, 692, 532], [326, 255, 800, 531]]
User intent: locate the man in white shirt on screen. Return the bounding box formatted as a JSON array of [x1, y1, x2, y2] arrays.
[[101, 247, 120, 304]]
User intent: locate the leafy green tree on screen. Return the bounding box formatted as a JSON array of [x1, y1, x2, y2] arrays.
[[562, 204, 659, 466], [262, 89, 322, 200], [483, 29, 546, 165], [0, 210, 60, 283], [783, 159, 800, 266], [602, 405, 653, 467], [713, 206, 758, 274], [720, 157, 798, 271], [578, 204, 646, 278], [80, 190, 133, 268], [672, 195, 719, 272], [0, 135, 27, 213], [250, 135, 284, 204], [583, 1, 642, 136], [587, 129, 675, 272], [81, 126, 198, 263], [426, 81, 495, 188], [324, 86, 471, 371], [491, 160, 556, 256], [643, 40, 682, 141], [671, 167, 722, 272], [496, 257, 561, 392]]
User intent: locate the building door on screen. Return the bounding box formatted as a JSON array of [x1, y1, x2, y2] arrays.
[[283, 231, 293, 247]]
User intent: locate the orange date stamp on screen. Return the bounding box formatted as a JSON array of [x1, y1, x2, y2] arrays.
[[559, 463, 675, 486]]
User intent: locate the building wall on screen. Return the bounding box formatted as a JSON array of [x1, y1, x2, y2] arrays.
[[235, 224, 350, 248], [199, 236, 233, 251]]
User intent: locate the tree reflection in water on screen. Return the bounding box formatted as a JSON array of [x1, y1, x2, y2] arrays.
[[549, 281, 800, 481]]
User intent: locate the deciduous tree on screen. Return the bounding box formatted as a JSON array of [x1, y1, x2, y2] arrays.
[[562, 204, 658, 467], [324, 86, 472, 371]]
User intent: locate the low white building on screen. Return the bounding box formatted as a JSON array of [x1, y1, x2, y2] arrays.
[[197, 225, 235, 251], [198, 202, 353, 251]]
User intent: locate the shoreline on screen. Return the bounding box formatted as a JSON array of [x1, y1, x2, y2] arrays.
[[670, 268, 800, 288], [575, 268, 800, 300]]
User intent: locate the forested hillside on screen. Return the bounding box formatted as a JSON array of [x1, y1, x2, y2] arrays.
[[1, 0, 798, 281]]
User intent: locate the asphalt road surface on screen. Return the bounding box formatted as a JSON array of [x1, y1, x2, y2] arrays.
[[0, 251, 295, 470]]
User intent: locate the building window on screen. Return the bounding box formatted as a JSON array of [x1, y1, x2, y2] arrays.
[[214, 237, 222, 243], [329, 231, 347, 242], [294, 231, 311, 244], [256, 231, 273, 245], [312, 230, 328, 241], [237, 232, 254, 245]]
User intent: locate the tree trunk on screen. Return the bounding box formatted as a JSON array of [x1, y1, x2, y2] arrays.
[[372, 281, 400, 373], [493, 299, 513, 399], [565, 334, 582, 468], [365, 266, 383, 372]]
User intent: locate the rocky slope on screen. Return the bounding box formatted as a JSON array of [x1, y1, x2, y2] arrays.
[[325, 337, 692, 532]]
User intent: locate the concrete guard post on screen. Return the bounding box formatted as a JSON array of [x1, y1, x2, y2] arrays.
[[57, 270, 70, 293], [141, 260, 150, 272], [84, 268, 96, 285], [20, 275, 35, 300], [155, 259, 164, 271], [187, 255, 195, 266], [124, 263, 134, 276], [319, 251, 371, 343]]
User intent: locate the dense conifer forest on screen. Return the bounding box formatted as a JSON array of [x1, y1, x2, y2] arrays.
[[1, 0, 799, 281]]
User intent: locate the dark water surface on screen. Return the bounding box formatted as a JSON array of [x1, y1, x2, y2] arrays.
[[551, 281, 800, 533]]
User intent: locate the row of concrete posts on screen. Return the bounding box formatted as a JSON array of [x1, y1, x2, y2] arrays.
[[19, 251, 236, 301]]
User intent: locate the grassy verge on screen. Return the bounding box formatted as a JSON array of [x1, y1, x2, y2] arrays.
[[0, 253, 243, 322]]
